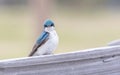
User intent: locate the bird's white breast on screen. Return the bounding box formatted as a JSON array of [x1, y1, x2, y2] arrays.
[[35, 30, 59, 55]]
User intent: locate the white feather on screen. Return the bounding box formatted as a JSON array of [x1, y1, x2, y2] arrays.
[[33, 27, 59, 56]]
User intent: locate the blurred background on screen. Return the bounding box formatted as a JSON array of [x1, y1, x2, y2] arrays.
[[0, 0, 120, 59]]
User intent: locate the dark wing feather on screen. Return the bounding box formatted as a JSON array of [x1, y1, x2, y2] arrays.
[[29, 31, 49, 56]]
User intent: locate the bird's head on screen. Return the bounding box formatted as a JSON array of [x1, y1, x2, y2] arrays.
[[44, 19, 54, 27], [44, 19, 55, 32]]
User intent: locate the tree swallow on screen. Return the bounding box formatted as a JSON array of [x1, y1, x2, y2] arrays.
[[29, 19, 59, 56]]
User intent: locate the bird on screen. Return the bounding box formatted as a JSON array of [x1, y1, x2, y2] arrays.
[[29, 19, 59, 56]]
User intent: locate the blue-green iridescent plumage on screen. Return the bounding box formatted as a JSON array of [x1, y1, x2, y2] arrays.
[[36, 31, 49, 44], [44, 19, 54, 27]]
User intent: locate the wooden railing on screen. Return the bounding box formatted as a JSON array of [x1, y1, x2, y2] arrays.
[[0, 41, 120, 75]]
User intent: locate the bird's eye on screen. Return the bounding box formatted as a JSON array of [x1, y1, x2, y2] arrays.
[[44, 25, 47, 27], [51, 24, 54, 26]]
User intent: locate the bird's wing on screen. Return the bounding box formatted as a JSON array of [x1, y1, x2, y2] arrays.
[[29, 31, 49, 56]]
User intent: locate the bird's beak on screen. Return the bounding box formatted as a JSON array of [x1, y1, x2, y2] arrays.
[[47, 26, 54, 31]]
